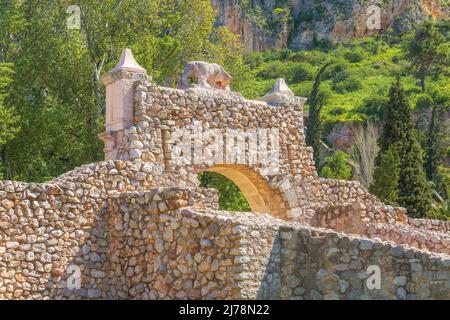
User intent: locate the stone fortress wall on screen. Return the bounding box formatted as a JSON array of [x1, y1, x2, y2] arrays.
[[0, 49, 449, 299]]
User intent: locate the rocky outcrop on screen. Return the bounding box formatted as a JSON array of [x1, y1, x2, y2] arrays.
[[327, 122, 360, 151], [212, 0, 449, 51]]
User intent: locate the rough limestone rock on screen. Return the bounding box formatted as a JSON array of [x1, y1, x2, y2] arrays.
[[212, 0, 449, 51]]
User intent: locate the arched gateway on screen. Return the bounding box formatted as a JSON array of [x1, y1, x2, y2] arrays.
[[97, 49, 413, 222], [99, 49, 322, 219]]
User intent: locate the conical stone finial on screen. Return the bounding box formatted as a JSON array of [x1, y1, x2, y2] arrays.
[[99, 48, 148, 161], [257, 78, 294, 105], [111, 48, 147, 74]]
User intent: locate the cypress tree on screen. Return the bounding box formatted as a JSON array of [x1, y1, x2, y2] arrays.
[[370, 145, 400, 205], [378, 79, 410, 156], [376, 79, 432, 217], [397, 129, 432, 218], [424, 105, 447, 180], [305, 62, 331, 168]]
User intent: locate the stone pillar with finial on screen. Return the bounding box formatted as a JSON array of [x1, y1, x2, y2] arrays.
[[99, 48, 149, 160]]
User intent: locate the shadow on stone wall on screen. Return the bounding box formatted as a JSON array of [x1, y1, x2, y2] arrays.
[[255, 226, 450, 300], [256, 232, 281, 299]]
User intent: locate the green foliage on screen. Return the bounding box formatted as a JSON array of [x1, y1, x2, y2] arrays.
[[427, 190, 450, 221], [0, 0, 27, 62], [305, 62, 332, 168], [288, 63, 315, 83], [258, 60, 315, 84], [378, 80, 432, 217], [424, 109, 448, 181], [430, 166, 450, 219], [320, 150, 353, 180], [0, 63, 19, 142], [378, 80, 414, 155], [343, 48, 366, 63], [0, 62, 19, 179], [419, 89, 449, 180], [199, 172, 250, 212], [0, 0, 242, 182], [433, 166, 450, 202], [244, 51, 264, 69], [415, 93, 434, 111], [332, 75, 362, 93], [258, 60, 287, 79], [402, 19, 449, 91], [370, 145, 400, 205], [238, 21, 449, 132], [354, 95, 388, 122]]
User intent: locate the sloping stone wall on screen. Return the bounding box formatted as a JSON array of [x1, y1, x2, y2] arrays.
[[309, 204, 450, 256], [277, 226, 450, 300], [0, 160, 204, 299], [1, 160, 449, 300]]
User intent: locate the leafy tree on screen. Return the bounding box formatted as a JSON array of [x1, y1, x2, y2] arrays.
[[370, 145, 400, 205], [403, 20, 448, 92], [320, 150, 353, 180], [199, 172, 250, 211], [377, 80, 432, 217], [0, 63, 19, 179], [305, 62, 332, 168], [2, 0, 241, 182], [0, 0, 27, 63]]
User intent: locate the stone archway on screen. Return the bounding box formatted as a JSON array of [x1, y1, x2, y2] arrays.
[[205, 164, 288, 218], [99, 49, 314, 220]]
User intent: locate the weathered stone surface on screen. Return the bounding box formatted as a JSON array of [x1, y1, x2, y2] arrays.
[[212, 0, 448, 51]]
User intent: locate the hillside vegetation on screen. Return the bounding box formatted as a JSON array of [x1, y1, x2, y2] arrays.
[[234, 21, 450, 134], [226, 19, 450, 219]]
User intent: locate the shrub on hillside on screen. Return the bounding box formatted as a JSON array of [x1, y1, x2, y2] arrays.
[[288, 62, 315, 82], [332, 75, 362, 93], [343, 48, 366, 63], [321, 59, 349, 80], [258, 60, 288, 79], [320, 150, 353, 180], [244, 52, 264, 69], [354, 95, 388, 121]]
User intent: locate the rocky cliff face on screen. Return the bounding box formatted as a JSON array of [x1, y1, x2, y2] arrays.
[[212, 0, 449, 51]]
